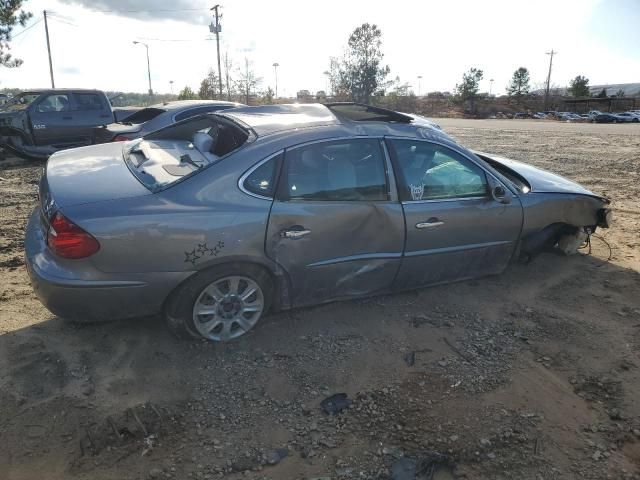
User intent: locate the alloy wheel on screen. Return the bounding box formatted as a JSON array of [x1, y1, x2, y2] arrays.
[[192, 275, 264, 341]]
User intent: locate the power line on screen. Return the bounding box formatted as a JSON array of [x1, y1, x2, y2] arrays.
[[11, 17, 43, 39], [86, 7, 210, 13], [136, 36, 215, 42]]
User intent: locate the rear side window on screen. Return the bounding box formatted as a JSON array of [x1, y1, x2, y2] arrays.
[[242, 153, 282, 198], [388, 139, 487, 201], [283, 139, 388, 201], [74, 93, 104, 111]]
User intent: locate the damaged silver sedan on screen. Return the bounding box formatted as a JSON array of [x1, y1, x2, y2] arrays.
[[24, 103, 612, 341]]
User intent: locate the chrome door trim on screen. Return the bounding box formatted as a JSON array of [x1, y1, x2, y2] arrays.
[[307, 251, 403, 267], [405, 240, 512, 257]]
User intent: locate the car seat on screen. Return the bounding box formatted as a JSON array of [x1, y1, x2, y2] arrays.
[[327, 156, 358, 199], [192, 131, 219, 163]]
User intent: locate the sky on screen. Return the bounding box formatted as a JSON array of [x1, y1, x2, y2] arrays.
[[1, 0, 639, 97]]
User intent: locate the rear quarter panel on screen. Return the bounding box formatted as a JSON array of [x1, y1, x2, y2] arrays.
[[60, 137, 291, 276]]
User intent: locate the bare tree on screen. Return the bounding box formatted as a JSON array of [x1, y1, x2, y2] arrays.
[[235, 57, 262, 105]]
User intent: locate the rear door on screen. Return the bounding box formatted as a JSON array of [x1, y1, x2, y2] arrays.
[[71, 92, 113, 144], [265, 137, 405, 307], [29, 92, 75, 146], [386, 138, 523, 289]]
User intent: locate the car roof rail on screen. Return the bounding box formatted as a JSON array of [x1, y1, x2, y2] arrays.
[[324, 102, 414, 123]]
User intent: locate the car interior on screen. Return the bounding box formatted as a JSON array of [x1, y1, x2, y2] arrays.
[[286, 140, 387, 201], [123, 115, 250, 189]]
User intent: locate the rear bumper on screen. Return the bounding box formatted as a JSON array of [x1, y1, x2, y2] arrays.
[[24, 208, 190, 322]]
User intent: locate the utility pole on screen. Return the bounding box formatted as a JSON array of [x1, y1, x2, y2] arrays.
[[272, 62, 279, 99], [544, 49, 557, 109], [133, 41, 153, 97], [43, 10, 55, 88], [244, 57, 250, 105], [210, 5, 223, 97], [489, 78, 494, 96], [323, 70, 330, 96], [224, 51, 231, 101], [417, 75, 422, 96]]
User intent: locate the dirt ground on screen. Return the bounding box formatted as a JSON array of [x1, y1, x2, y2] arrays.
[[1, 120, 639, 480]]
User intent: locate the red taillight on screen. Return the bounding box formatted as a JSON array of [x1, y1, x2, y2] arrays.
[[112, 135, 130, 142], [47, 212, 100, 259]]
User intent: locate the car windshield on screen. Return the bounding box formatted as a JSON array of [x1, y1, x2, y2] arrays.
[[123, 114, 250, 191], [0, 92, 41, 112]]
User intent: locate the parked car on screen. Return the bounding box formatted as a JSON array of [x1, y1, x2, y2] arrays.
[[558, 112, 582, 121], [92, 100, 244, 143], [594, 113, 623, 123], [532, 112, 547, 119], [614, 112, 639, 123], [587, 110, 603, 119], [513, 112, 531, 119], [0, 89, 118, 158], [25, 103, 612, 342]]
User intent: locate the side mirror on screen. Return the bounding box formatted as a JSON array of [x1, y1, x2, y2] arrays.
[[491, 185, 512, 204]]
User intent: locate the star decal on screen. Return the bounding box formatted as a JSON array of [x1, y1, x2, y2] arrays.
[[184, 240, 225, 264], [184, 249, 201, 266]]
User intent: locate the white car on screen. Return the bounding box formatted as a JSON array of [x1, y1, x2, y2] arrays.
[[615, 112, 639, 123]]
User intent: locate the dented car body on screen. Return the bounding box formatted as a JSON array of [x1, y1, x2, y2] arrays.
[[24, 103, 611, 341]]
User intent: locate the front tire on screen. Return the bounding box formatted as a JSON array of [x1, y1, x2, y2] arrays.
[[165, 264, 273, 341]]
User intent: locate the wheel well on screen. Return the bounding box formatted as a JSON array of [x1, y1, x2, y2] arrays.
[[162, 260, 286, 315], [518, 223, 579, 262]]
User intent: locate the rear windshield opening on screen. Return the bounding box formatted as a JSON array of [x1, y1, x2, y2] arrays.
[[124, 114, 250, 191], [120, 107, 166, 125]]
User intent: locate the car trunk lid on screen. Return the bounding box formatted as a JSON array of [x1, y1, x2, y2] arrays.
[[92, 123, 142, 144], [42, 142, 150, 211]]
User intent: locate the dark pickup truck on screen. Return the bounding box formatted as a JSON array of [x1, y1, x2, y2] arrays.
[[0, 89, 134, 159]]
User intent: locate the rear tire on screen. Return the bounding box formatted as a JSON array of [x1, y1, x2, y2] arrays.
[[164, 263, 273, 342]]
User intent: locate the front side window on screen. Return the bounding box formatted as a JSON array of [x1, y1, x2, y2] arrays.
[[243, 153, 282, 198], [37, 94, 70, 113], [283, 138, 388, 201], [388, 140, 487, 201]]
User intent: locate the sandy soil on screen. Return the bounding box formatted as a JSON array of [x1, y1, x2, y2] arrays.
[[1, 120, 639, 480]]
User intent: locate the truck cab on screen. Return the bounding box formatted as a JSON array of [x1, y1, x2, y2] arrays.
[[0, 89, 115, 159]]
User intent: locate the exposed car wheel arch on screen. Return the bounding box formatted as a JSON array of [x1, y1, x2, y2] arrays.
[[517, 222, 588, 263]]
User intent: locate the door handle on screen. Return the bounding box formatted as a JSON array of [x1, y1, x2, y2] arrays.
[[62, 116, 72, 120], [416, 219, 444, 229], [282, 229, 311, 239]]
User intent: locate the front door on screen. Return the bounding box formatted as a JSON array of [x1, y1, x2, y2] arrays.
[[385, 138, 523, 289], [29, 93, 76, 147], [266, 138, 405, 307]]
